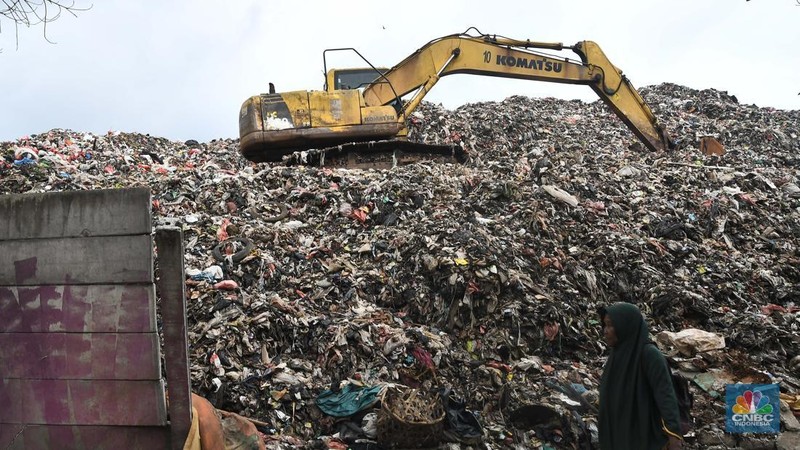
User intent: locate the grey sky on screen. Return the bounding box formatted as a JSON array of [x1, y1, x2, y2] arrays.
[[1, 0, 798, 143]]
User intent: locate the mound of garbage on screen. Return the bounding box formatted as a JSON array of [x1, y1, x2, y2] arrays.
[[2, 82, 799, 449]]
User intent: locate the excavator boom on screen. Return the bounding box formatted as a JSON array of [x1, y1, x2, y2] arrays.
[[239, 31, 671, 165]]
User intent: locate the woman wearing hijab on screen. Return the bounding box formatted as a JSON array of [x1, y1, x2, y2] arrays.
[[598, 302, 684, 450]]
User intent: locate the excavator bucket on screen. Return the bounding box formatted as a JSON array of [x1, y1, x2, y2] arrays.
[[282, 140, 467, 169]]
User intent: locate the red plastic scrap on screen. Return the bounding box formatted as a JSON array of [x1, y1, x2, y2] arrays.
[[214, 280, 239, 290], [539, 256, 563, 270], [544, 322, 560, 342], [486, 360, 512, 373], [761, 304, 799, 315], [351, 208, 368, 223], [737, 193, 757, 205], [217, 219, 231, 241], [585, 200, 606, 212], [411, 346, 436, 372]]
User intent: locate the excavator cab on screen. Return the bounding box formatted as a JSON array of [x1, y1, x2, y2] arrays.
[[326, 67, 388, 91]]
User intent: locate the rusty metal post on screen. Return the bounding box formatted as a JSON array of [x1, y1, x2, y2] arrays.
[[155, 226, 192, 450]]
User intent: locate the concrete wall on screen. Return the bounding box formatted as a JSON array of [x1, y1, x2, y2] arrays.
[[0, 188, 171, 449]]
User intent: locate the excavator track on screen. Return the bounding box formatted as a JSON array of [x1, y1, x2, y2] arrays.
[[282, 140, 467, 169]]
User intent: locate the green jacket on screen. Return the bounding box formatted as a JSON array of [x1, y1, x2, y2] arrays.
[[599, 303, 683, 450]]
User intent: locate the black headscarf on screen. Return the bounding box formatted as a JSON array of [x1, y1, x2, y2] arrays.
[[598, 302, 670, 450]]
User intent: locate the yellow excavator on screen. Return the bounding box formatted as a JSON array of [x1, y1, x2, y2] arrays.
[[239, 29, 672, 167]]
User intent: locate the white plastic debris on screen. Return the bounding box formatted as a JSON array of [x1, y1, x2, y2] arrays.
[[543, 185, 579, 207], [657, 328, 726, 356]]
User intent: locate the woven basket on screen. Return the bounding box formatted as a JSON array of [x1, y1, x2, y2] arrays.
[[377, 387, 445, 448]]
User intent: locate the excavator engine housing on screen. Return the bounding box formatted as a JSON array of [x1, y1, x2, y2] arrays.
[[239, 91, 402, 162]]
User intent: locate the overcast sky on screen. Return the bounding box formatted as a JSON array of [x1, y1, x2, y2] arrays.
[[0, 0, 798, 143]]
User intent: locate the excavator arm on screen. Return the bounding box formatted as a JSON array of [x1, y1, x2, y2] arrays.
[[362, 33, 670, 152], [238, 30, 671, 165]]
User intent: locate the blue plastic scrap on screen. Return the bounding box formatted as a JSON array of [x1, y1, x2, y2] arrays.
[[315, 383, 383, 418]]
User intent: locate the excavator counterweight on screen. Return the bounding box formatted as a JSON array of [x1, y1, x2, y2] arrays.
[[239, 30, 671, 167]]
